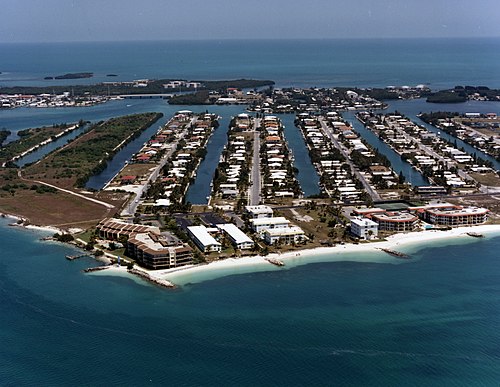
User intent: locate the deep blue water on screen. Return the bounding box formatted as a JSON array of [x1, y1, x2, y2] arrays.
[[1, 219, 500, 385], [2, 38, 500, 385], [1, 38, 500, 89]]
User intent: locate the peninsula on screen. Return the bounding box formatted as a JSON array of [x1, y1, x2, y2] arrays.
[[1, 83, 499, 288]]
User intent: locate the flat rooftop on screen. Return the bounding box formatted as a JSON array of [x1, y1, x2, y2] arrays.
[[217, 224, 253, 244]]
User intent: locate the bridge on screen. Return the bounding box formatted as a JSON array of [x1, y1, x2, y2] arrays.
[[119, 94, 173, 99]]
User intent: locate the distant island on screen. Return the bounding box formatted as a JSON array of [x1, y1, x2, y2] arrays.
[[426, 85, 500, 103], [106, 74, 118, 77], [0, 78, 275, 97], [45, 72, 94, 80]]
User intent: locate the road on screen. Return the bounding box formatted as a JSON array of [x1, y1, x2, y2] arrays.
[[249, 118, 261, 205], [121, 116, 196, 216], [17, 170, 116, 209], [318, 118, 381, 201], [396, 129, 474, 185]]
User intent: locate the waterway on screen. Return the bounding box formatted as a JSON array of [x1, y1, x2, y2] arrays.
[[185, 105, 244, 204], [388, 99, 500, 171], [343, 111, 429, 187], [3, 98, 500, 195], [279, 114, 321, 197], [85, 115, 171, 190], [16, 124, 89, 167]]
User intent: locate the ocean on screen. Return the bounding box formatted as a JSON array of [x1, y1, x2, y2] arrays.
[[1, 219, 500, 385], [1, 38, 500, 89], [2, 38, 500, 385]]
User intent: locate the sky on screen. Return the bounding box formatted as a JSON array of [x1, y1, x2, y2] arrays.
[[1, 0, 499, 43]]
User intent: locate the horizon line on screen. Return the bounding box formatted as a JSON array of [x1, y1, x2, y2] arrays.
[[1, 36, 500, 45]]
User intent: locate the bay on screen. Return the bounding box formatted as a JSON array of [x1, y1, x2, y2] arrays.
[[1, 37, 500, 386]]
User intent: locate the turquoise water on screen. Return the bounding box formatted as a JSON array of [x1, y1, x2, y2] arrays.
[[1, 218, 500, 385], [1, 38, 500, 89], [2, 38, 500, 385]]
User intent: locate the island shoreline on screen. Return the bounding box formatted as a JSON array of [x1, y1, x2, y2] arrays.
[[89, 224, 500, 287]]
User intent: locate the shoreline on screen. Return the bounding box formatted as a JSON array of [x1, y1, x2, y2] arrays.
[[3, 213, 500, 288], [93, 224, 500, 287]]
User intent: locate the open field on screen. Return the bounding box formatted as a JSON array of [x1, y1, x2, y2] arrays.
[[0, 189, 112, 229], [469, 172, 500, 187]]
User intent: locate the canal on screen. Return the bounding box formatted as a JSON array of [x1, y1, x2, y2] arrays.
[[185, 105, 246, 204], [16, 124, 89, 167], [342, 110, 429, 187], [387, 98, 500, 171], [279, 113, 321, 197]]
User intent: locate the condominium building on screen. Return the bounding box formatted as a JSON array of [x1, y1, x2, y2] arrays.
[[371, 211, 419, 232], [187, 225, 222, 253], [127, 232, 193, 270], [350, 217, 379, 239], [217, 223, 254, 250], [263, 226, 306, 245], [423, 206, 489, 227]]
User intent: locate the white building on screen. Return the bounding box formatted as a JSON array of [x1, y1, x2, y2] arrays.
[[250, 217, 291, 233], [187, 226, 221, 253], [350, 217, 379, 240], [263, 226, 306, 245], [217, 224, 254, 250], [245, 205, 274, 219]]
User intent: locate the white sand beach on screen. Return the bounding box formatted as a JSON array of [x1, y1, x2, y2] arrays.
[[87, 224, 500, 287]]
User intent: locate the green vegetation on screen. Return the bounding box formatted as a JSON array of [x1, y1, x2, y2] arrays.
[[0, 124, 72, 164], [419, 112, 459, 123], [0, 130, 11, 146], [362, 88, 400, 100], [0, 78, 274, 97], [24, 112, 163, 188], [0, 182, 57, 196], [53, 233, 75, 242], [426, 91, 467, 103], [426, 86, 500, 103], [54, 72, 93, 80], [168, 90, 211, 105]]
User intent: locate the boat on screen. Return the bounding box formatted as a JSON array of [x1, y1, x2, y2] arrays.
[[466, 232, 484, 238]]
